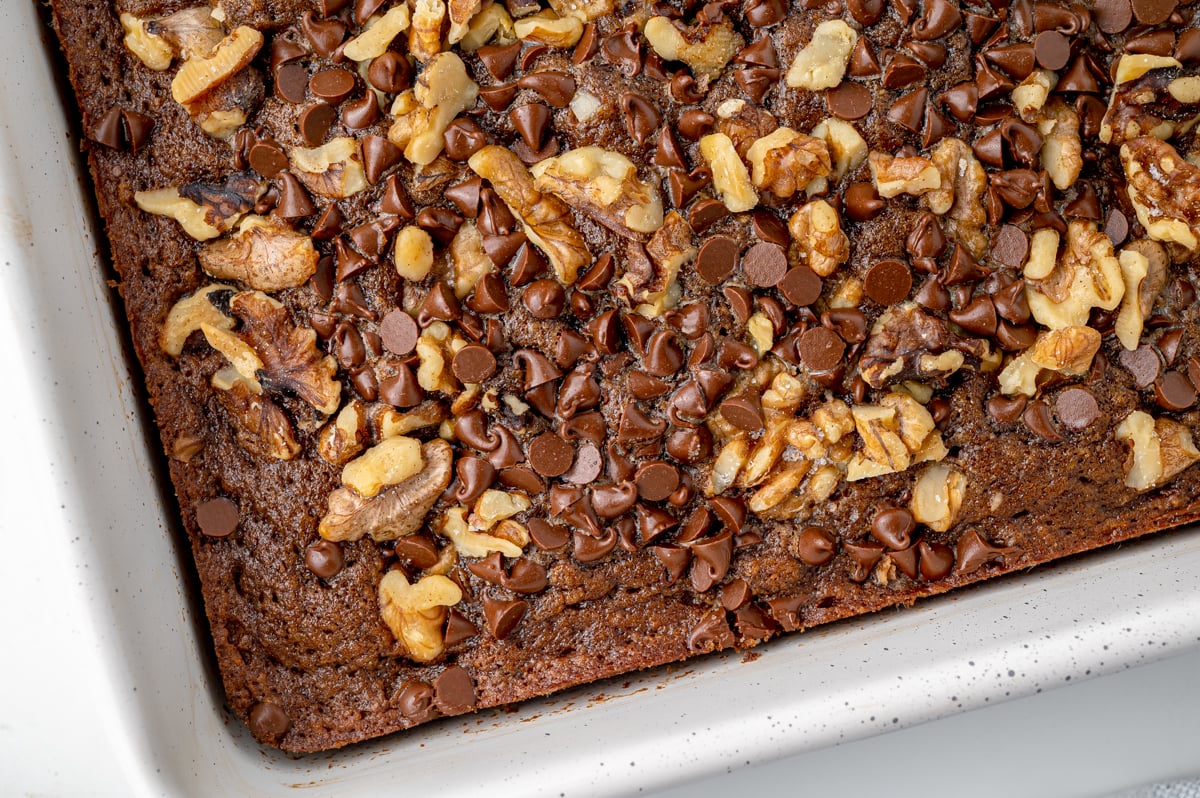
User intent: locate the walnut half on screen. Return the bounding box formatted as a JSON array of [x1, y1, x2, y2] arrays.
[[531, 147, 664, 237]]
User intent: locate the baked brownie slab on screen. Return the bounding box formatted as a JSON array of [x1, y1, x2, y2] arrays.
[[47, 0, 1200, 751]]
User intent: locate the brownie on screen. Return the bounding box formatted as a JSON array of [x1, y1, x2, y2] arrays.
[[46, 0, 1200, 752]]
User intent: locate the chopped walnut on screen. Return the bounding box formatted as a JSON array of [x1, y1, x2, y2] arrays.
[[1101, 55, 1193, 146], [747, 460, 812, 514], [998, 326, 1101, 396], [808, 118, 868, 187], [715, 99, 779, 158], [468, 145, 590, 283], [146, 6, 224, 59], [547, 0, 614, 21], [449, 222, 493, 298], [531, 147, 664, 237], [1026, 220, 1125, 329], [134, 175, 263, 240], [439, 506, 526, 557], [1012, 69, 1057, 123], [458, 2, 516, 51], [198, 216, 318, 292], [627, 211, 694, 317], [924, 139, 987, 257], [909, 462, 966, 532], [160, 283, 235, 356], [869, 151, 941, 199], [416, 322, 459, 395], [342, 435, 424, 498], [379, 569, 463, 663], [1115, 411, 1199, 492], [860, 303, 965, 389], [290, 137, 368, 199], [746, 128, 832, 199], [785, 20, 856, 91], [374, 401, 448, 438], [787, 199, 849, 277], [170, 25, 262, 106], [215, 379, 300, 461], [446, 0, 481, 43], [643, 16, 744, 80], [1115, 239, 1169, 350], [707, 436, 750, 496], [389, 52, 479, 165], [230, 290, 341, 415], [202, 323, 263, 390], [318, 400, 369, 466], [737, 414, 793, 488], [321, 439, 454, 541], [845, 392, 944, 481], [394, 225, 436, 281], [472, 489, 531, 529], [409, 0, 446, 61], [344, 5, 412, 60], [120, 13, 172, 70], [698, 132, 758, 213], [1038, 101, 1082, 191], [513, 10, 583, 47], [1120, 137, 1200, 251]]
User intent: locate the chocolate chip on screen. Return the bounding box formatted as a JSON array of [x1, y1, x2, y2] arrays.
[[519, 71, 576, 108], [1121, 345, 1162, 389], [689, 199, 729, 231], [521, 278, 564, 319], [1104, 209, 1130, 246], [917, 541, 955, 579], [955, 529, 1012, 575], [992, 224, 1029, 270], [1155, 371, 1197, 411], [863, 260, 913, 306], [380, 309, 419, 355], [433, 665, 477, 713], [779, 265, 823, 307], [366, 51, 412, 94], [1023, 399, 1063, 442], [451, 344, 498, 385], [305, 539, 344, 579], [342, 93, 380, 130], [796, 525, 836, 566], [986, 393, 1027, 424], [696, 236, 739, 284], [510, 103, 551, 149], [1034, 30, 1071, 70], [362, 134, 402, 184], [620, 92, 661, 146], [275, 173, 315, 219], [718, 392, 765, 432], [528, 432, 574, 477], [742, 242, 788, 288], [309, 68, 356, 104], [275, 63, 309, 103], [844, 182, 885, 221], [677, 110, 715, 141], [478, 41, 521, 80], [826, 81, 873, 120], [798, 327, 845, 372], [248, 702, 290, 742], [1131, 0, 1176, 24], [690, 532, 733, 592], [849, 37, 882, 77], [948, 295, 998, 337], [636, 461, 681, 501], [871, 507, 915, 550], [196, 497, 238, 538], [846, 540, 884, 583], [886, 87, 927, 133], [561, 443, 602, 485], [846, 0, 885, 25], [883, 53, 927, 89], [1054, 387, 1100, 431], [443, 118, 488, 161], [746, 0, 788, 25]]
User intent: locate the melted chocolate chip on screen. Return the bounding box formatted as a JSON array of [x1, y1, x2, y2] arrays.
[[196, 497, 238, 538]]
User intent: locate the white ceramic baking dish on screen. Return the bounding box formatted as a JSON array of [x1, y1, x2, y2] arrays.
[[8, 3, 1200, 795]]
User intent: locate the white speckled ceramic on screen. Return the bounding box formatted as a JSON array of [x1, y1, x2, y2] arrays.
[[6, 4, 1200, 796]]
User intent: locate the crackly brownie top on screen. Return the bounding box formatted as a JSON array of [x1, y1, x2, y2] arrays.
[[89, 0, 1200, 745]]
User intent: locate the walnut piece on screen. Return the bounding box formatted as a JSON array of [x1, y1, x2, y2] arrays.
[[1012, 69, 1057, 122], [447, 0, 482, 43], [531, 146, 664, 237], [513, 10, 583, 46], [706, 436, 750, 496], [198, 215, 318, 292], [997, 325, 1101, 396], [788, 199, 849, 277], [845, 392, 945, 481], [409, 0, 446, 61], [547, 0, 615, 21], [698, 132, 758, 212], [146, 7, 224, 59], [910, 462, 966, 532], [1120, 137, 1200, 251], [1115, 239, 1169, 350], [626, 211, 694, 317], [379, 569, 463, 663], [290, 137, 368, 199], [344, 5, 411, 60], [808, 118, 868, 186], [869, 151, 941, 198], [715, 99, 779, 158], [746, 128, 832, 199], [394, 225, 436, 281], [449, 221, 493, 298], [642, 16, 743, 79], [321, 439, 454, 541], [230, 290, 341, 415], [459, 3, 516, 51], [860, 302, 965, 389], [318, 400, 368, 466], [389, 52, 479, 165], [1115, 412, 1199, 492], [928, 138, 988, 256], [342, 435, 424, 497], [416, 322, 459, 394], [468, 144, 590, 283], [439, 505, 526, 557], [134, 175, 263, 240], [171, 25, 263, 106], [1101, 55, 1191, 145], [785, 20, 856, 91], [1026, 220, 1125, 329], [215, 378, 300, 460], [120, 13, 172, 70], [472, 489, 531, 529], [1039, 100, 1082, 191], [160, 283, 235, 356]]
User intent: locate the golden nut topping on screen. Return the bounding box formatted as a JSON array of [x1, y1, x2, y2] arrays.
[[809, 118, 868, 186], [1026, 220, 1125, 329], [388, 52, 480, 165], [379, 569, 463, 663], [698, 132, 758, 212], [342, 436, 425, 498], [1038, 100, 1082, 191], [289, 137, 368, 199], [160, 283, 235, 356], [787, 199, 849, 277], [439, 505, 526, 557], [998, 326, 1101, 397], [1115, 412, 1199, 492], [643, 16, 743, 79], [215, 380, 301, 461], [318, 400, 369, 466], [409, 0, 447, 61], [170, 25, 263, 106], [785, 20, 856, 91], [449, 222, 494, 298], [868, 151, 941, 199], [469, 144, 590, 283], [146, 7, 224, 60], [547, 0, 615, 22], [1120, 137, 1200, 251], [845, 392, 944, 481], [513, 10, 583, 47], [909, 462, 966, 532], [321, 439, 454, 541], [447, 0, 483, 44], [746, 128, 832, 199], [343, 5, 411, 61], [119, 13, 172, 70], [198, 216, 318, 292], [1115, 239, 1169, 351], [532, 146, 664, 237], [1012, 69, 1057, 123], [134, 175, 263, 241]]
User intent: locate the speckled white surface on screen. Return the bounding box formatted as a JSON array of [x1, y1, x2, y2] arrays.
[[5, 4, 1200, 797]]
